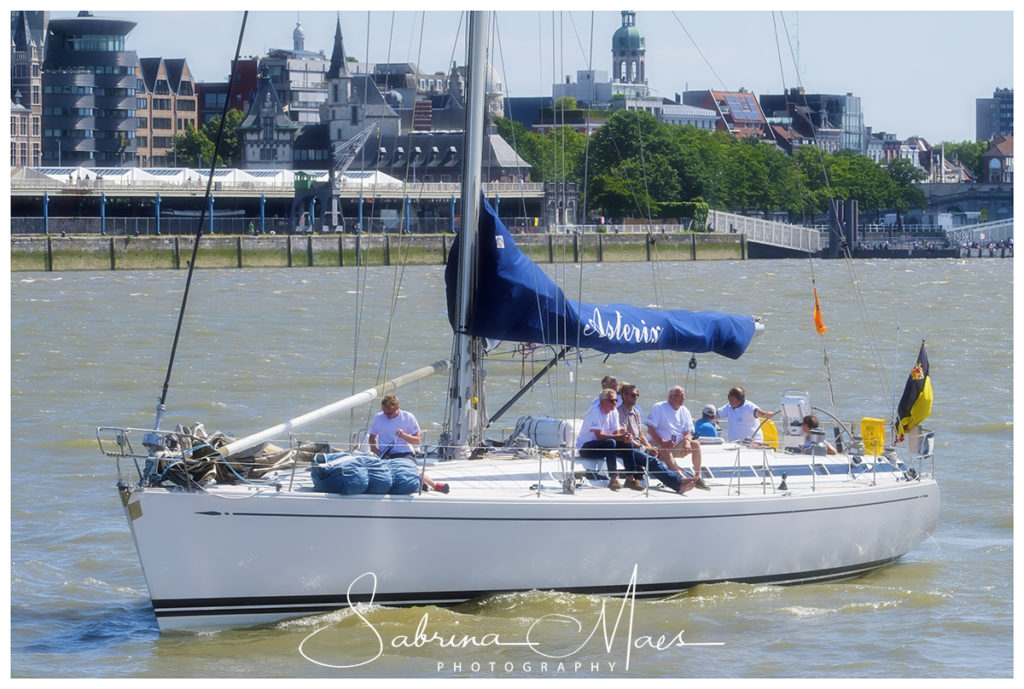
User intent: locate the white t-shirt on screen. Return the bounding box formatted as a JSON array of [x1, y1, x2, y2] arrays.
[[644, 401, 694, 443], [577, 404, 623, 448], [717, 400, 762, 442], [369, 409, 420, 456]]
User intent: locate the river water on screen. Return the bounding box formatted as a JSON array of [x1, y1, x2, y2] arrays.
[[9, 257, 1013, 678]]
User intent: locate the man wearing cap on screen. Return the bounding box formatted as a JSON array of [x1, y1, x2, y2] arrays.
[[694, 404, 720, 438]]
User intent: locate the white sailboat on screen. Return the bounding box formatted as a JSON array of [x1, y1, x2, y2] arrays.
[[99, 11, 939, 632]]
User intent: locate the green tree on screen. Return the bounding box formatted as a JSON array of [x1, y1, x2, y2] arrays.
[[171, 123, 215, 167], [885, 157, 927, 212], [202, 108, 244, 166], [173, 108, 244, 168], [554, 96, 578, 111], [589, 154, 679, 219], [936, 140, 987, 179]]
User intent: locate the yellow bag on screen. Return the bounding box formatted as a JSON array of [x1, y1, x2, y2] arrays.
[[861, 417, 885, 455]]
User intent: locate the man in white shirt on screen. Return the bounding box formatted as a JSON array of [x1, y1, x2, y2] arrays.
[[369, 394, 448, 493], [577, 388, 629, 490], [618, 384, 692, 494], [645, 386, 708, 490], [715, 386, 775, 443]]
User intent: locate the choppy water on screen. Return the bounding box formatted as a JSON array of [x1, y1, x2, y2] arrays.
[[10, 257, 1013, 677]]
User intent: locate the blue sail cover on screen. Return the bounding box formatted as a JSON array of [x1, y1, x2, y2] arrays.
[[445, 197, 756, 359]]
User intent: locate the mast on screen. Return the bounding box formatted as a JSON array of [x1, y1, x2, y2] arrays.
[[446, 10, 489, 458]]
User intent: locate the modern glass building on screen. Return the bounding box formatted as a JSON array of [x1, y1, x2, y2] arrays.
[[976, 88, 1013, 142], [41, 11, 139, 166], [760, 88, 865, 153]]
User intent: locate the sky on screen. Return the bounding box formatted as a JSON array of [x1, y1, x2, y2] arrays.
[[42, 4, 1017, 144]]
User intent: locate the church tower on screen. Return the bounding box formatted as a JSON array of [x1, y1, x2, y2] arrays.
[[611, 10, 645, 85]]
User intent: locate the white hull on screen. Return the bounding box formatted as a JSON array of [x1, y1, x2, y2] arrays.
[[119, 446, 939, 631]]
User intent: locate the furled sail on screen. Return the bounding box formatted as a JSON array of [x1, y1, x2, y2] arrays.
[[445, 197, 757, 359]]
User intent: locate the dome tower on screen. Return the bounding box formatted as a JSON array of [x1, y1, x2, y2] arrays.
[[611, 10, 645, 84]]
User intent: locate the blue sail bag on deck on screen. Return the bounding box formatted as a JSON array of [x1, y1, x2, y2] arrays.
[[358, 455, 395, 494], [388, 457, 422, 494], [311, 453, 369, 495]]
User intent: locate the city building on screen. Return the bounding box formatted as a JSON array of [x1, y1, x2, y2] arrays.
[[548, 13, 718, 132], [980, 135, 1013, 184], [683, 89, 775, 142], [135, 57, 198, 166], [11, 91, 33, 166], [759, 88, 865, 152], [976, 87, 1013, 142], [502, 96, 553, 136], [761, 91, 841, 153], [41, 11, 140, 167], [195, 59, 258, 126], [768, 121, 815, 156], [10, 10, 46, 166], [531, 103, 609, 136], [258, 20, 330, 125], [552, 70, 613, 108], [622, 97, 717, 130], [237, 69, 298, 169]]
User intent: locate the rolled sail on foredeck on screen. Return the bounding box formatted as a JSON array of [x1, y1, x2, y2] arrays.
[[445, 197, 757, 359]]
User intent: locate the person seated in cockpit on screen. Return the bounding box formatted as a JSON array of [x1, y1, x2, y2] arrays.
[[800, 415, 837, 455]]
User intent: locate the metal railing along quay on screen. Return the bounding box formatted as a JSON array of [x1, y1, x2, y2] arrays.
[[946, 219, 1014, 246]]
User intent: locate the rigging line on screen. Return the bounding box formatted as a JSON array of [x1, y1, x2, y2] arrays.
[[565, 11, 590, 66], [775, 13, 891, 410], [777, 12, 836, 204], [349, 10, 375, 434], [579, 10, 595, 232], [624, 115, 674, 383], [153, 11, 248, 429], [771, 12, 787, 95], [373, 9, 403, 393], [670, 12, 728, 91], [839, 250, 895, 403], [791, 18, 888, 400], [560, 10, 585, 422], [492, 14, 554, 414], [492, 15, 530, 221], [563, 10, 599, 424], [806, 250, 840, 420], [383, 11, 429, 345]]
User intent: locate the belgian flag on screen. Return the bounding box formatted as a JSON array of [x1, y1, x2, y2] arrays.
[[896, 342, 932, 440]]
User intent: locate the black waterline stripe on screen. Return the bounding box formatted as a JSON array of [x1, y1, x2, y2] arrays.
[[151, 557, 899, 617]]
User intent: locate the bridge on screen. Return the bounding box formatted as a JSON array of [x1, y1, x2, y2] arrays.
[[946, 219, 1014, 246]]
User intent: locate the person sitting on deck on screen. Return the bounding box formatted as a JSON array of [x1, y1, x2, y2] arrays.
[[617, 384, 694, 494], [694, 404, 720, 438], [589, 375, 619, 409], [645, 386, 709, 490], [800, 415, 837, 455], [369, 394, 449, 493], [577, 389, 629, 490]]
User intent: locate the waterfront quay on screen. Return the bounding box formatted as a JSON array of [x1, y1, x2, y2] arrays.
[[10, 231, 748, 272]]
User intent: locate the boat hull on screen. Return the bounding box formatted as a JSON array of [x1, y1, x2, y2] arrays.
[[121, 475, 939, 631]]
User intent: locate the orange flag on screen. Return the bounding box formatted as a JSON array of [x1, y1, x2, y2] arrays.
[[813, 288, 828, 335]]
